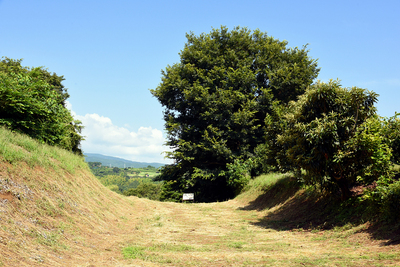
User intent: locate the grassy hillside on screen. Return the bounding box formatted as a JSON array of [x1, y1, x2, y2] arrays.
[[1, 126, 400, 266], [0, 127, 140, 266], [239, 173, 400, 234]]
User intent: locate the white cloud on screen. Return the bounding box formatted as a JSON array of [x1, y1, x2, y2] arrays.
[[66, 101, 172, 164]]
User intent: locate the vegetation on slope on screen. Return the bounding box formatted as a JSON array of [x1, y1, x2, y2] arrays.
[[0, 58, 84, 155], [239, 173, 400, 238], [0, 127, 138, 266]]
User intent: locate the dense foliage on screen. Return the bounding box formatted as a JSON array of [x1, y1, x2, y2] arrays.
[[152, 26, 319, 202], [0, 57, 83, 154], [276, 80, 393, 199], [381, 114, 400, 165], [123, 182, 162, 201]]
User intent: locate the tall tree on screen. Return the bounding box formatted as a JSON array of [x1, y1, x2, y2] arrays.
[[151, 26, 319, 202]]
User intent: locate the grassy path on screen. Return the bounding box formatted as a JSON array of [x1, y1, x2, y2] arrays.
[[110, 197, 400, 267]]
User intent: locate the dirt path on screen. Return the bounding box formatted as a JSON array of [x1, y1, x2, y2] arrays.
[[2, 189, 400, 266], [81, 197, 400, 267]]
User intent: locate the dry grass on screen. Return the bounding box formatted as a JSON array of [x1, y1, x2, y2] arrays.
[[119, 197, 400, 267], [0, 159, 139, 266], [1, 128, 400, 266]]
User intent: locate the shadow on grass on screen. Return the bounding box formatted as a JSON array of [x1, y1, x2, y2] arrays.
[[239, 176, 302, 212], [238, 176, 400, 246]]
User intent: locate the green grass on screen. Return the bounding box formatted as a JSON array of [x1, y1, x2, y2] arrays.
[[376, 252, 400, 260], [244, 172, 290, 191], [122, 246, 146, 259], [0, 126, 88, 173], [122, 243, 196, 264], [124, 243, 195, 254], [228, 241, 246, 249], [238, 172, 294, 200]]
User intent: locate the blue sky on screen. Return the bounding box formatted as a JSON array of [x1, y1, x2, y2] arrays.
[[1, 0, 399, 164]]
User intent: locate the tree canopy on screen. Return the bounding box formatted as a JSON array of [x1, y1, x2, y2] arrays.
[[277, 80, 392, 199], [151, 26, 319, 202], [0, 57, 84, 154]]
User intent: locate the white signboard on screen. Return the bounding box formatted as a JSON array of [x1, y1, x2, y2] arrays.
[[182, 193, 194, 201]]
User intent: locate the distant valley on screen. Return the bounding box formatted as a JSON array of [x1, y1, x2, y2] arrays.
[[84, 153, 165, 168]]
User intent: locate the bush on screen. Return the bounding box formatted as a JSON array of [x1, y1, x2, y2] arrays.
[[381, 181, 400, 222], [225, 159, 251, 195], [107, 184, 120, 193], [278, 80, 389, 200], [0, 57, 83, 154], [362, 180, 400, 223], [124, 182, 162, 201], [381, 114, 400, 165]]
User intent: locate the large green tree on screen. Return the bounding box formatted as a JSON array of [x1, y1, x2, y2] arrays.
[[0, 57, 84, 154], [151, 26, 319, 202], [278, 80, 392, 200]]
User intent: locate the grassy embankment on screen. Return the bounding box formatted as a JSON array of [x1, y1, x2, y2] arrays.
[[0, 127, 140, 266], [1, 126, 400, 266]]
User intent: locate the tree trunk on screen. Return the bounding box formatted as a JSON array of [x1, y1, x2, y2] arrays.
[[336, 178, 352, 201]]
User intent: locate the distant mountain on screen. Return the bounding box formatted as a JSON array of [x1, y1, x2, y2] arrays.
[[84, 153, 165, 168]]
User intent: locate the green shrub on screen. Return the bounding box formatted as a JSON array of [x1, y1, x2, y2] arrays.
[[368, 180, 400, 222], [382, 181, 400, 222], [224, 159, 251, 195], [124, 182, 162, 201], [0, 57, 83, 154], [277, 80, 393, 200]]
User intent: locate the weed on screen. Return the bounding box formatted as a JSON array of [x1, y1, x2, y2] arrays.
[[36, 197, 59, 217], [154, 222, 163, 227], [122, 246, 146, 259], [229, 241, 246, 249], [377, 253, 400, 260], [274, 242, 291, 247], [311, 235, 328, 241], [57, 199, 65, 209], [34, 230, 61, 247], [150, 243, 194, 252]]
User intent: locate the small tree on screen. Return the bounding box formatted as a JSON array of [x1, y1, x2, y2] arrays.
[[278, 80, 389, 200]]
